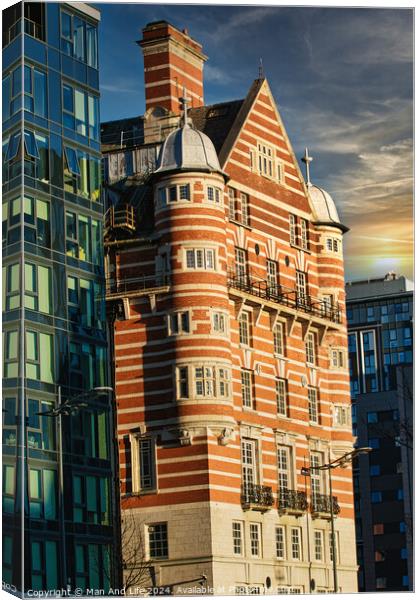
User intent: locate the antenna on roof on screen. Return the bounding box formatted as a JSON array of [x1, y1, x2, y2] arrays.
[[258, 58, 264, 80], [301, 147, 313, 185]]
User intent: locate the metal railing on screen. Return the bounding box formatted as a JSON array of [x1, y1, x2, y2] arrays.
[[227, 271, 341, 324], [310, 493, 340, 516], [106, 273, 170, 296], [278, 489, 308, 513], [105, 205, 136, 233], [241, 483, 274, 510]]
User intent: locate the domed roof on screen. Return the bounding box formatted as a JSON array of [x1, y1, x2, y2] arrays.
[[307, 183, 348, 232], [154, 121, 227, 178]]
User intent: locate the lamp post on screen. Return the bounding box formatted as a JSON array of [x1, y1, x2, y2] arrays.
[[301, 447, 372, 593], [38, 385, 113, 590]]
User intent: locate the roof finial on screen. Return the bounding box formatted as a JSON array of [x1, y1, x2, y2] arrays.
[[179, 87, 190, 127], [301, 147, 313, 185], [258, 58, 264, 80]]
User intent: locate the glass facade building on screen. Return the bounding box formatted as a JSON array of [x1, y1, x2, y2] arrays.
[[346, 274, 413, 592], [2, 2, 116, 594]]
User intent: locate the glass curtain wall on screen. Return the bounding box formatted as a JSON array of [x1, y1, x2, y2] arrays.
[[2, 2, 115, 594]]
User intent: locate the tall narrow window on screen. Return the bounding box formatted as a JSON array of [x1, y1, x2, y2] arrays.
[[273, 321, 284, 356], [310, 453, 323, 500], [176, 366, 189, 399], [232, 522, 243, 556], [267, 259, 278, 291], [277, 446, 291, 493], [239, 192, 249, 226], [239, 312, 250, 346], [250, 523, 261, 557], [139, 438, 155, 491], [228, 188, 236, 220], [289, 215, 297, 246], [241, 439, 257, 489], [308, 386, 319, 424], [291, 527, 302, 560], [314, 530, 324, 561], [305, 332, 316, 365], [296, 270, 307, 303], [241, 369, 253, 408], [234, 247, 247, 282], [275, 378, 288, 416], [275, 526, 286, 559], [300, 219, 309, 250]]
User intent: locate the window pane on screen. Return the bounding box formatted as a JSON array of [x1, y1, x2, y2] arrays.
[[26, 331, 38, 361], [43, 470, 57, 519], [38, 266, 51, 313], [63, 85, 74, 113], [75, 90, 86, 135], [73, 17, 85, 62], [39, 333, 53, 383], [33, 69, 47, 117], [24, 130, 39, 158], [86, 25, 98, 68], [45, 541, 58, 590]]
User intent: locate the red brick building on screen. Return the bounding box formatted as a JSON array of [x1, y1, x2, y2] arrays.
[[102, 21, 357, 595]]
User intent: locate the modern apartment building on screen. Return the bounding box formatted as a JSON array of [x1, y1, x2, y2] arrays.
[[2, 2, 116, 593], [102, 21, 358, 595], [346, 274, 413, 591]]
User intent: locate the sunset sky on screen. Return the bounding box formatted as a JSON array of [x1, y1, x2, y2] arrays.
[[97, 2, 414, 283]]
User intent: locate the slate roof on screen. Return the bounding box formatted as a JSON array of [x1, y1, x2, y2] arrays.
[[100, 100, 244, 156]]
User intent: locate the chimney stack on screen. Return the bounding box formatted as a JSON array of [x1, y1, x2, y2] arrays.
[[139, 21, 207, 115]]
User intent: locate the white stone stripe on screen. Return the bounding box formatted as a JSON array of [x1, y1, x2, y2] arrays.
[[246, 117, 286, 141], [145, 63, 204, 87], [228, 158, 306, 198]]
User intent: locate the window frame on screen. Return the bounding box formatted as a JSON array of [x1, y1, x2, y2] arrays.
[[275, 378, 288, 416], [148, 523, 168, 560]]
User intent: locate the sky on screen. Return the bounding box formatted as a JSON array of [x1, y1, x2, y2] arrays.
[[97, 2, 414, 283]]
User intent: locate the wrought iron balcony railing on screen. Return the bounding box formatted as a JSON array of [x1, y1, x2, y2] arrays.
[[227, 272, 342, 324], [278, 489, 308, 513], [310, 493, 340, 516], [106, 273, 170, 297], [241, 483, 274, 511]]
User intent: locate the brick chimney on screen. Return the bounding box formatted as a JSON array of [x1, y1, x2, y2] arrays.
[[139, 21, 207, 115]]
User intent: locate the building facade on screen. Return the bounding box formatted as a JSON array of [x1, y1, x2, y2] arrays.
[[103, 21, 358, 595], [2, 2, 117, 593], [346, 274, 413, 591]]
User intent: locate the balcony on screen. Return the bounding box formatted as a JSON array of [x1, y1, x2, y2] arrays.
[[227, 272, 342, 325], [310, 493, 340, 518], [278, 489, 308, 514], [241, 483, 274, 512], [104, 205, 136, 237], [106, 273, 170, 301]]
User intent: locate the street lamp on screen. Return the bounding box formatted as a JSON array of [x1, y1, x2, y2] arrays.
[[37, 385, 113, 590], [301, 447, 372, 593]]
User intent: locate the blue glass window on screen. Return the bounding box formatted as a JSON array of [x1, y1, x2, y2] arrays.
[[400, 522, 406, 533], [2, 75, 11, 121], [73, 17, 85, 62], [370, 465, 380, 476], [6, 132, 21, 160], [397, 488, 404, 500], [64, 146, 80, 175], [61, 11, 72, 55], [368, 438, 380, 449], [401, 548, 408, 560], [371, 491, 382, 503], [86, 24, 98, 68], [24, 130, 39, 158]]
